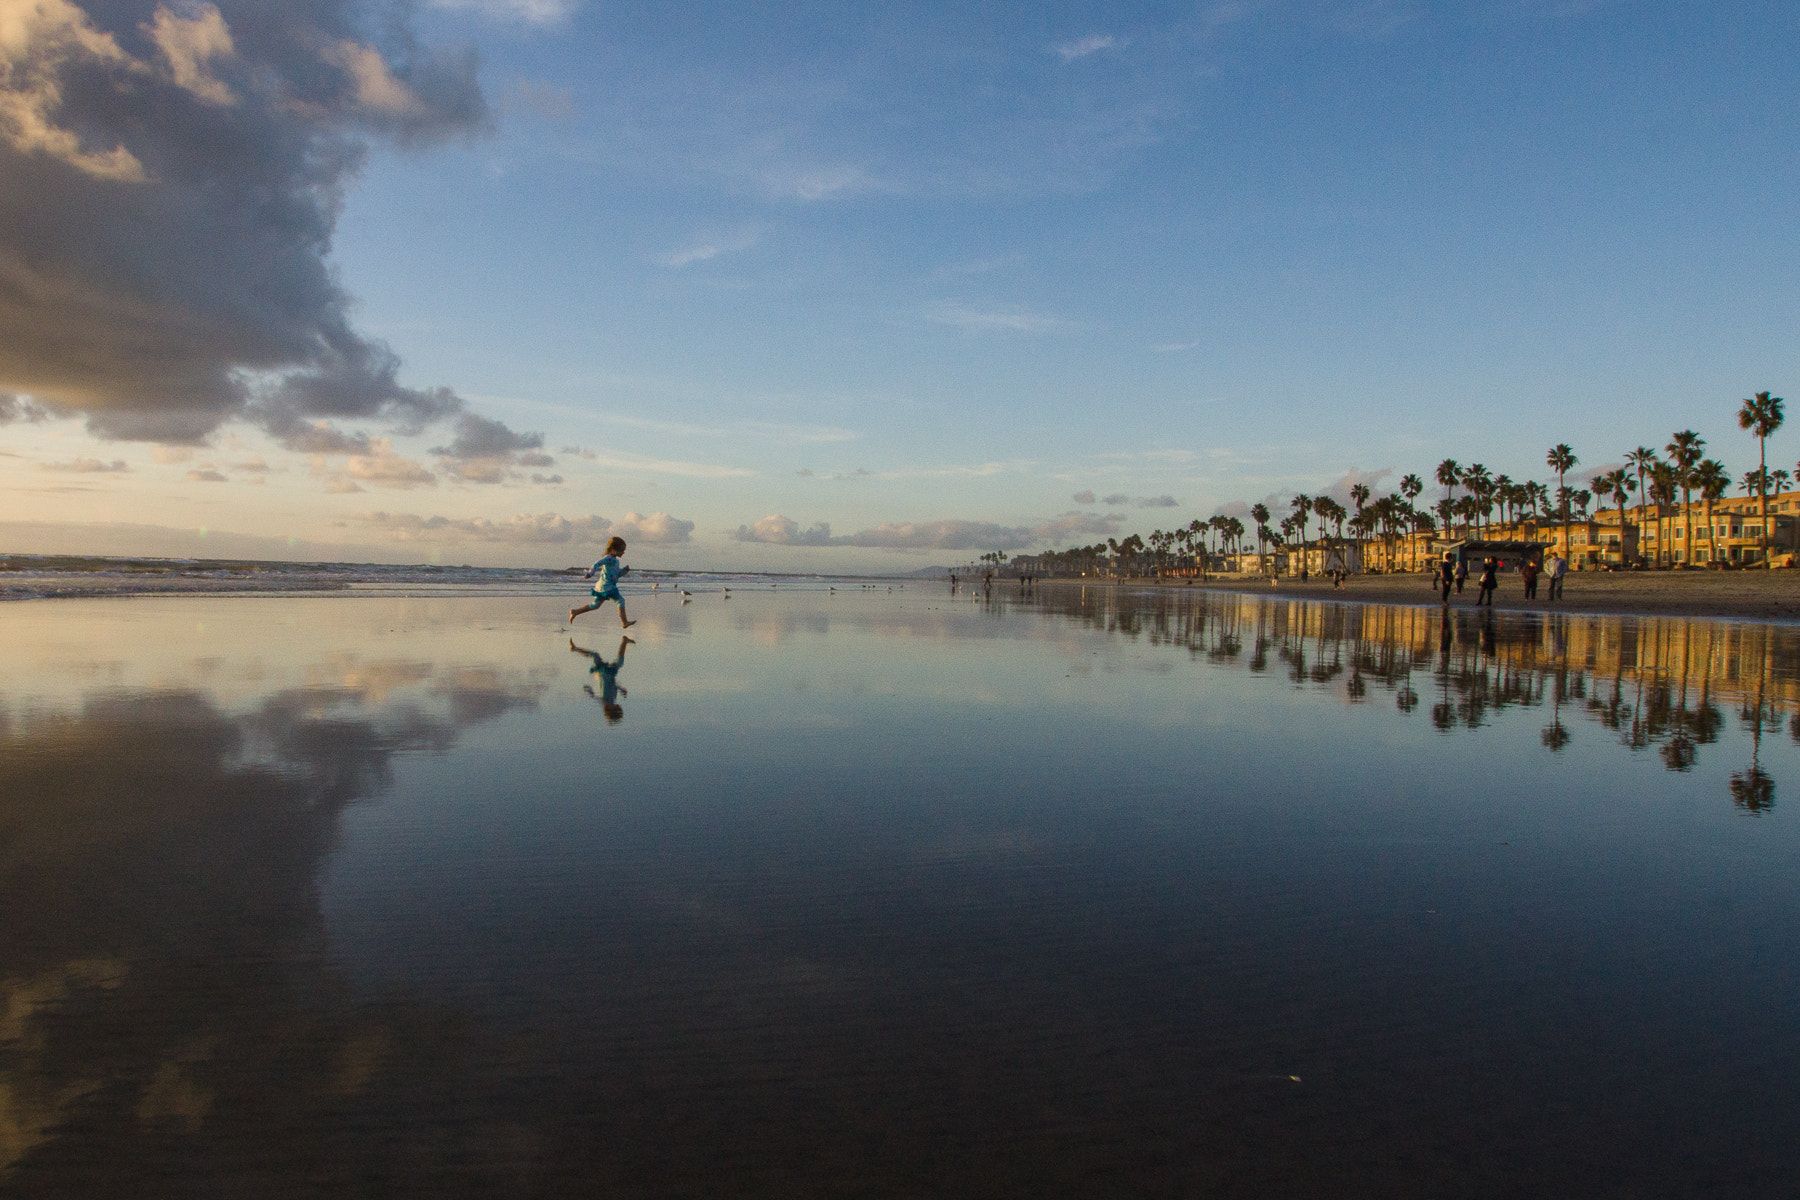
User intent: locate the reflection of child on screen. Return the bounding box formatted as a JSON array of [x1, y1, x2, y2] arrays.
[[570, 636, 632, 723], [570, 536, 636, 628]]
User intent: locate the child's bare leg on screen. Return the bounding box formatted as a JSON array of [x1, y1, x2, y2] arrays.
[[569, 601, 597, 623], [618, 601, 635, 629]]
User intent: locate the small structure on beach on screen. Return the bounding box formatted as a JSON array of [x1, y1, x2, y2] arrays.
[[1433, 539, 1550, 572]]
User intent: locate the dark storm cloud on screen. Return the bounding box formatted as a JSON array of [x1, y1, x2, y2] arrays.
[[0, 1, 521, 448], [428, 412, 551, 482]]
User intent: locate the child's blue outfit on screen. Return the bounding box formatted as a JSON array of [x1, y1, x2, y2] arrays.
[[588, 554, 624, 602]]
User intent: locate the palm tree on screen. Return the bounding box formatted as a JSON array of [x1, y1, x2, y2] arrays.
[[1692, 459, 1730, 565], [1623, 446, 1659, 566], [1290, 495, 1312, 573], [1649, 463, 1678, 563], [1250, 503, 1271, 564], [1738, 392, 1785, 568], [1436, 460, 1460, 509], [1547, 444, 1577, 560], [1665, 430, 1705, 566], [1400, 475, 1424, 567], [1592, 467, 1631, 563]]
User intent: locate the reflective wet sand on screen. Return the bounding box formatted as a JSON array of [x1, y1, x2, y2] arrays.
[[3, 589, 1797, 1196]]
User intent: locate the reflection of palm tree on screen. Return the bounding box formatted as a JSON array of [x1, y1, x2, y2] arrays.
[[1731, 644, 1776, 812]]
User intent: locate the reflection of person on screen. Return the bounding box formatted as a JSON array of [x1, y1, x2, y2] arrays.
[[571, 636, 632, 723], [570, 536, 636, 628], [1476, 557, 1498, 606], [1548, 553, 1568, 601]]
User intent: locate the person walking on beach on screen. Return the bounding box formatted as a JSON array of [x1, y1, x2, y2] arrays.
[[570, 536, 636, 628], [1520, 558, 1541, 599], [1438, 555, 1455, 603], [1476, 557, 1499, 606], [1548, 552, 1567, 602], [1454, 557, 1469, 595], [570, 635, 631, 723]]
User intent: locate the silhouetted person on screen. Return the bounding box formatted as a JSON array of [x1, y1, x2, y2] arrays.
[[1476, 557, 1498, 606], [1438, 556, 1455, 604]]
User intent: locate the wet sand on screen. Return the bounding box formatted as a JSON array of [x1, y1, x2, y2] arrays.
[[1036, 568, 1800, 623]]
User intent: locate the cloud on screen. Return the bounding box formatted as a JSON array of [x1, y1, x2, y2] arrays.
[[429, 0, 578, 25], [1318, 466, 1395, 507], [39, 456, 128, 472], [323, 478, 363, 494], [559, 445, 597, 459], [357, 508, 693, 546], [926, 301, 1073, 333], [509, 78, 574, 118], [230, 457, 272, 474], [429, 412, 549, 483], [611, 511, 695, 544], [796, 468, 815, 477], [1102, 493, 1130, 506], [1072, 490, 1096, 504], [660, 226, 759, 268], [0, 0, 492, 445], [529, 472, 562, 485], [733, 514, 835, 546], [151, 444, 194, 463], [1054, 34, 1120, 61], [0, 394, 52, 424], [1139, 494, 1179, 508], [343, 439, 437, 489], [730, 510, 1122, 552], [186, 467, 227, 482]]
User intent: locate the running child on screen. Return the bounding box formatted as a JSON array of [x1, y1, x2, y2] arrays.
[[570, 536, 636, 628]]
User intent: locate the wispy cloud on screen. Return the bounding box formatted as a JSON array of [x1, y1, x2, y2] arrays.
[[1054, 34, 1121, 62], [429, 0, 577, 25], [39, 457, 128, 473], [586, 451, 756, 479], [926, 301, 1073, 334], [357, 509, 694, 546], [660, 226, 761, 268]]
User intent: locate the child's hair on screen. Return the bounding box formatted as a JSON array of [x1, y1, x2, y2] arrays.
[[605, 536, 627, 556]]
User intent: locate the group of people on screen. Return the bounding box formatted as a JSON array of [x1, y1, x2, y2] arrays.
[[1437, 552, 1566, 606]]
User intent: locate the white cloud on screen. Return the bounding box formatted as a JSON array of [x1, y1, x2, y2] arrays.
[[1054, 34, 1121, 62], [586, 451, 755, 479], [733, 514, 835, 546], [611, 511, 695, 544], [926, 301, 1073, 334]]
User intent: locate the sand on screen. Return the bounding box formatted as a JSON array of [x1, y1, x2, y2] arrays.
[[1036, 568, 1800, 623]]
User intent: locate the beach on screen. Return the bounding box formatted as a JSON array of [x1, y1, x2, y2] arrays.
[[1039, 567, 1800, 623]]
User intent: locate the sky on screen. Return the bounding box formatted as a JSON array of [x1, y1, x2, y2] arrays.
[[2, 0, 1798, 570]]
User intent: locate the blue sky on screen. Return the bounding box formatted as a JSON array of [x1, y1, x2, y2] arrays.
[[2, 0, 1797, 567]]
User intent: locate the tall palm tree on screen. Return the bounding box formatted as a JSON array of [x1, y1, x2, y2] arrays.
[[1665, 430, 1705, 566], [1547, 444, 1577, 560], [1400, 475, 1424, 568], [1738, 391, 1785, 567], [1290, 495, 1312, 572], [1250, 502, 1271, 563], [1461, 464, 1491, 537], [1593, 467, 1631, 562], [1649, 463, 1678, 563], [1624, 446, 1659, 565], [1692, 459, 1730, 566], [1435, 460, 1460, 508]]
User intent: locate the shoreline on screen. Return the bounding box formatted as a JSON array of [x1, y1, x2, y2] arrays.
[[1028, 569, 1800, 624]]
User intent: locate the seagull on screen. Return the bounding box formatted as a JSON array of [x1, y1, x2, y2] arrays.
[[679, 588, 692, 596]]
